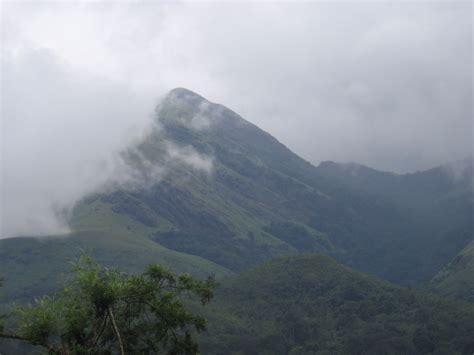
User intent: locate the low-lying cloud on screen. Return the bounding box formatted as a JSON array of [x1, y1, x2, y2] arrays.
[[1, 1, 472, 238], [0, 48, 213, 238], [1, 48, 151, 238]]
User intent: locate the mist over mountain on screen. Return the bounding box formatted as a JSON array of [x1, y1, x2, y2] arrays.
[[1, 87, 473, 355], [1, 2, 472, 354], [2, 1, 471, 242], [1, 88, 472, 298]]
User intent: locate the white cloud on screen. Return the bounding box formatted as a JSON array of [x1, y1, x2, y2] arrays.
[[1, 47, 156, 237]]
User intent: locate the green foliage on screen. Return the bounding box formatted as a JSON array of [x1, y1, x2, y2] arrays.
[[202, 254, 474, 354], [1, 256, 216, 354]]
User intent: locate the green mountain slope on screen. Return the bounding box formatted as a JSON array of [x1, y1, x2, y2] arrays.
[[316, 158, 474, 280], [0, 229, 231, 303], [202, 254, 474, 354], [90, 87, 469, 283], [1, 87, 471, 305], [430, 240, 474, 302], [81, 89, 410, 279]]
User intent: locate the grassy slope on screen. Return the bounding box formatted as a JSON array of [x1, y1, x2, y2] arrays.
[[81, 89, 337, 272], [430, 240, 474, 302], [202, 254, 474, 354], [114, 89, 420, 282], [133, 89, 472, 284], [0, 228, 231, 304]]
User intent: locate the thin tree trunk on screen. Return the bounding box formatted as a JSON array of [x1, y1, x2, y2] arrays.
[[92, 313, 108, 348], [107, 306, 125, 355]]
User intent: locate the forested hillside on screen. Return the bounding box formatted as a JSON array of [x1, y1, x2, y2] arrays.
[[202, 254, 474, 354], [316, 158, 473, 280]]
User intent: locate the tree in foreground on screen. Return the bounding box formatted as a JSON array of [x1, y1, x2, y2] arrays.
[[0, 256, 216, 354]]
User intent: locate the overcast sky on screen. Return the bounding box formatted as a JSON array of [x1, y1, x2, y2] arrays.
[[1, 1, 472, 237]]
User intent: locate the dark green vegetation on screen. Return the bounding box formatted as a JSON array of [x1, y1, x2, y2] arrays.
[[202, 254, 474, 355], [1, 256, 215, 354], [316, 159, 474, 282], [430, 240, 474, 302]]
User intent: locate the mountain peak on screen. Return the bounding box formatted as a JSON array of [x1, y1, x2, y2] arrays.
[[167, 87, 207, 104], [155, 88, 211, 128], [158, 87, 249, 131]]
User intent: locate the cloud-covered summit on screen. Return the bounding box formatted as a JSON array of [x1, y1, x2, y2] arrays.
[[0, 80, 214, 239], [1, 1, 472, 238]]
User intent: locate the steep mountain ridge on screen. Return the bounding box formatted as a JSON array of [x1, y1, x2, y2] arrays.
[[0, 88, 472, 305], [88, 88, 420, 280]]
